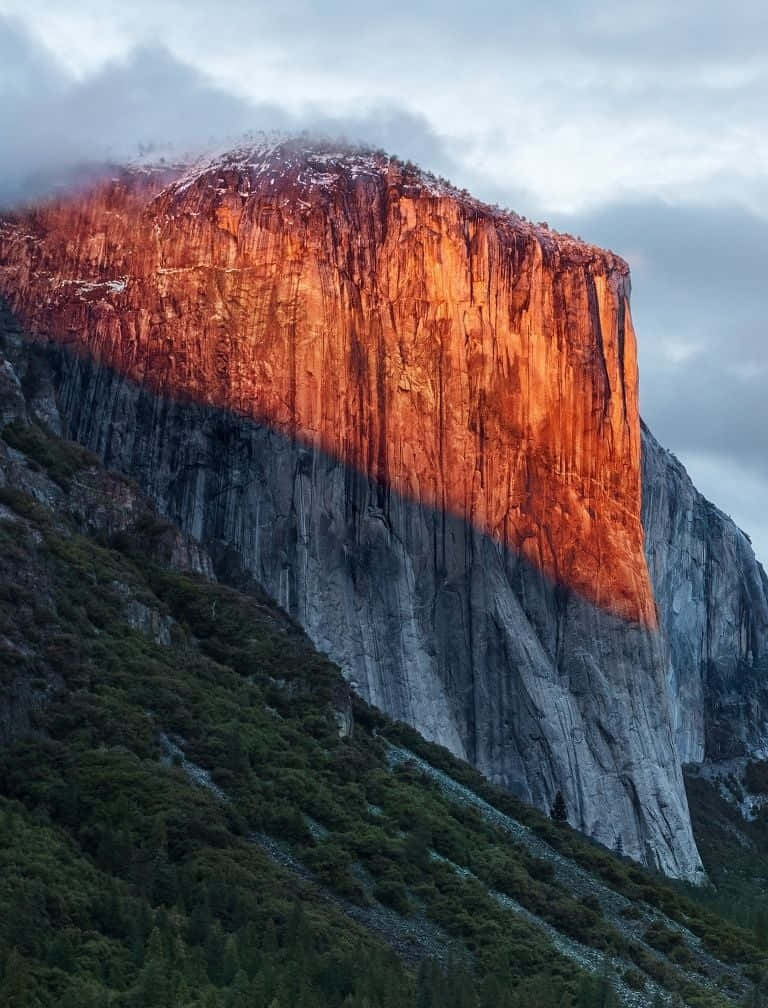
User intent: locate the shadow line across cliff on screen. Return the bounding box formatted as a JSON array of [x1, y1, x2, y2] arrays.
[[0, 305, 704, 879]]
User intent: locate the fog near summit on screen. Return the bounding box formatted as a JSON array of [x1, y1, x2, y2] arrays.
[[0, 17, 458, 206]]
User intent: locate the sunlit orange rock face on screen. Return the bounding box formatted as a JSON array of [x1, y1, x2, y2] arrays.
[[0, 141, 655, 625]]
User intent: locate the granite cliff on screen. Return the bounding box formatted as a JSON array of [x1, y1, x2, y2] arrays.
[[642, 423, 768, 766], [0, 139, 713, 879], [3, 316, 766, 1005]]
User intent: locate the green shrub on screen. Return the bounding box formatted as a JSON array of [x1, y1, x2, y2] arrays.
[[620, 904, 644, 920], [644, 920, 685, 954], [2, 420, 97, 487], [373, 879, 412, 916], [623, 967, 646, 991], [0, 486, 49, 522], [580, 893, 602, 915]]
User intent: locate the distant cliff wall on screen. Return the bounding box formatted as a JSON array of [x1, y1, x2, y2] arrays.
[[642, 423, 768, 763]]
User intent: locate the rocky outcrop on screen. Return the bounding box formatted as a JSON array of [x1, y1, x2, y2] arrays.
[[0, 314, 212, 743], [0, 141, 704, 879], [0, 305, 216, 578], [642, 423, 768, 763]]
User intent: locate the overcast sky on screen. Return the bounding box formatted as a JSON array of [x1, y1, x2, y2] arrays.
[[1, 2, 766, 561]]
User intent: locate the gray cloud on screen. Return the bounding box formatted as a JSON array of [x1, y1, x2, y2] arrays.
[[91, 0, 768, 67], [5, 3, 767, 215], [0, 16, 457, 205], [0, 19, 256, 202]]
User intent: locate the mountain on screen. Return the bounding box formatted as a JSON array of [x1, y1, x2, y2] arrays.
[[0, 320, 767, 1006], [0, 139, 699, 881], [642, 424, 768, 763], [1, 139, 767, 886]]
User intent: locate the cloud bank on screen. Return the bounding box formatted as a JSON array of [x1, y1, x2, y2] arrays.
[[0, 17, 458, 205]]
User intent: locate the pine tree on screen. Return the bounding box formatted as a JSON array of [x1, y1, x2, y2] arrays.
[[0, 805, 13, 842], [404, 822, 432, 868], [227, 729, 249, 773], [596, 954, 619, 1008], [186, 892, 212, 946], [0, 948, 29, 1008], [227, 970, 251, 1008], [205, 923, 226, 985], [755, 910, 768, 949], [221, 935, 240, 986], [550, 791, 568, 823], [416, 959, 434, 1008], [96, 827, 118, 872], [139, 928, 170, 1008], [47, 932, 75, 972]]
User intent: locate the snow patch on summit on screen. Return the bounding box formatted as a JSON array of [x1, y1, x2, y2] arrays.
[[59, 278, 127, 298]]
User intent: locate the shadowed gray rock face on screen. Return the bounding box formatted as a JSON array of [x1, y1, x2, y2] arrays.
[[6, 334, 701, 882], [7, 311, 768, 877], [0, 317, 215, 743], [642, 423, 768, 764]]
